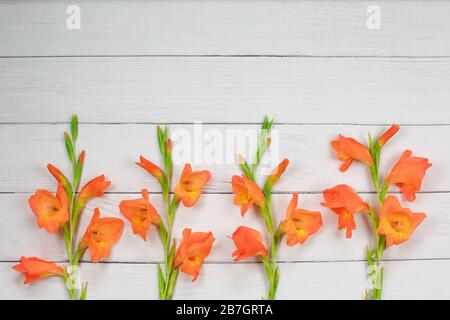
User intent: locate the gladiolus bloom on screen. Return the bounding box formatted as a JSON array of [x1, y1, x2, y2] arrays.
[[13, 256, 64, 284], [174, 164, 211, 207], [136, 156, 164, 182], [119, 189, 161, 241], [80, 208, 124, 263], [331, 134, 373, 172], [231, 175, 266, 217], [47, 164, 71, 191], [28, 184, 69, 233], [231, 226, 268, 261], [266, 158, 289, 187], [387, 150, 432, 202], [174, 228, 215, 281], [377, 124, 400, 147], [378, 196, 426, 248], [78, 175, 111, 205], [282, 193, 322, 246], [321, 184, 369, 239]]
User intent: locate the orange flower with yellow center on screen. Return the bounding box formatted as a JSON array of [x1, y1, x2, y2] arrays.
[[13, 256, 64, 284], [231, 175, 266, 217], [174, 228, 215, 281], [231, 226, 268, 261], [331, 134, 373, 172], [387, 150, 432, 202], [378, 196, 426, 248], [119, 189, 161, 241], [80, 208, 124, 263], [78, 175, 111, 205], [136, 155, 164, 182], [321, 184, 369, 239], [174, 164, 211, 207], [28, 184, 69, 233], [282, 193, 322, 246]]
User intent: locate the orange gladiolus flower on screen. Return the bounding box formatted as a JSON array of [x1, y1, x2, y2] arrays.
[[331, 134, 373, 172], [282, 193, 322, 246], [231, 175, 266, 217], [378, 196, 426, 248], [119, 189, 161, 241], [28, 184, 69, 233], [78, 175, 111, 204], [13, 256, 64, 284], [80, 208, 124, 263], [173, 228, 215, 281], [136, 155, 164, 182], [321, 184, 369, 239], [387, 150, 432, 202], [377, 124, 400, 147], [231, 226, 268, 261], [266, 158, 289, 187], [174, 164, 211, 207], [47, 164, 71, 191]]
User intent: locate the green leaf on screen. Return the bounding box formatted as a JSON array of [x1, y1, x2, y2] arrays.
[[163, 126, 168, 142], [64, 132, 75, 162], [260, 255, 272, 281], [240, 160, 254, 180], [167, 239, 177, 270], [273, 267, 280, 290], [379, 181, 389, 203], [166, 267, 179, 299], [156, 126, 166, 159], [79, 282, 88, 300], [73, 153, 84, 192], [70, 115, 78, 143], [157, 264, 165, 299], [158, 223, 168, 250], [273, 223, 283, 248]]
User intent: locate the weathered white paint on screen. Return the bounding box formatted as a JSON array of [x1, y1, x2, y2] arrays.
[[2, 260, 449, 300], [1, 57, 449, 124], [0, 0, 448, 300], [0, 1, 449, 57]]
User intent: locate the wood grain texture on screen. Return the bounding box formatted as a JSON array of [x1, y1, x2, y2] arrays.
[[1, 1, 449, 57], [0, 124, 444, 193], [3, 260, 450, 300], [1, 0, 449, 300], [1, 193, 449, 262], [1, 57, 450, 124]]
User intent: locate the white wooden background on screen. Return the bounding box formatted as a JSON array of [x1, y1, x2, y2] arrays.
[[1, 0, 449, 299]]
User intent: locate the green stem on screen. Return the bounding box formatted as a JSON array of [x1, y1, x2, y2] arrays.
[[261, 203, 280, 300], [366, 141, 388, 300], [65, 143, 84, 300], [159, 180, 179, 299]]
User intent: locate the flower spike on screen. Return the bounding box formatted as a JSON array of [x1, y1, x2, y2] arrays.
[[323, 124, 430, 299], [15, 115, 123, 300]]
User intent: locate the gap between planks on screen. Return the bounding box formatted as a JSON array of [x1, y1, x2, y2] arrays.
[[2, 257, 449, 265]]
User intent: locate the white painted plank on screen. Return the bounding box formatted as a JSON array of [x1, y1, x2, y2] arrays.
[[1, 57, 450, 124], [2, 260, 449, 299], [2, 192, 448, 262], [0, 124, 445, 193], [0, 1, 449, 57]]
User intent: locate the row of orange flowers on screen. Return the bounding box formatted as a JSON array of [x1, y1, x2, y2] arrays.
[[14, 116, 431, 300]]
